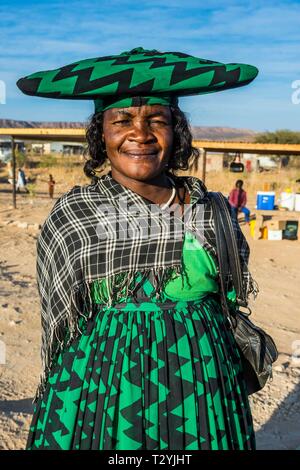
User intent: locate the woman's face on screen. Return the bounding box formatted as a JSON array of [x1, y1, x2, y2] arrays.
[[102, 104, 173, 181]]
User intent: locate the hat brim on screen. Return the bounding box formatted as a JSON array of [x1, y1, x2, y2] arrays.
[[17, 49, 258, 102]]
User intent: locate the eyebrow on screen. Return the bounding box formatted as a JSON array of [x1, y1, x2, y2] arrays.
[[113, 110, 170, 119], [113, 110, 133, 117]]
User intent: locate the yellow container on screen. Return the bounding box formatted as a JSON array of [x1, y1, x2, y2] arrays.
[[260, 226, 268, 239], [249, 220, 256, 238]]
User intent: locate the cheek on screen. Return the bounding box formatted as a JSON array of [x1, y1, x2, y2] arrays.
[[103, 131, 123, 152], [159, 130, 174, 155]]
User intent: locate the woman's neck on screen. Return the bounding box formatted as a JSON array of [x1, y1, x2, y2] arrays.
[[110, 169, 176, 206]]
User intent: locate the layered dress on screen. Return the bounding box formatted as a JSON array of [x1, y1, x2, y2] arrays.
[[26, 230, 255, 450]]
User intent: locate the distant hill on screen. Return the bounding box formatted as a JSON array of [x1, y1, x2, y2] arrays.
[[191, 126, 257, 142], [0, 119, 257, 141], [0, 119, 83, 129]]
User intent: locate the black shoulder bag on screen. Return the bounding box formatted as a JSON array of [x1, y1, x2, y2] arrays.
[[208, 191, 278, 395]]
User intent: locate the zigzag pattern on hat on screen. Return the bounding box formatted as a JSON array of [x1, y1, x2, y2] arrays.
[[17, 48, 258, 101]]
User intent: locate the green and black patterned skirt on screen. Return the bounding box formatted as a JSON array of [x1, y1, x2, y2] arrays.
[[26, 294, 256, 450]]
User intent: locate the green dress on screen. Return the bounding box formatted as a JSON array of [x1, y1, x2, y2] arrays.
[[26, 231, 255, 450]]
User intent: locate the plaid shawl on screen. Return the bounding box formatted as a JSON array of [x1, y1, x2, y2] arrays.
[[34, 170, 258, 401]]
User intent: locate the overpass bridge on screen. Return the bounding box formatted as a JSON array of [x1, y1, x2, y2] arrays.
[[1, 128, 300, 208]]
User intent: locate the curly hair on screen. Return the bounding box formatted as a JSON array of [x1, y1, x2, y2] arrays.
[[84, 105, 199, 181]]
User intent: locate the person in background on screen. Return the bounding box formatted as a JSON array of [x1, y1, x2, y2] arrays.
[[16, 168, 29, 193], [229, 179, 251, 224], [245, 160, 252, 173], [7, 162, 13, 185], [48, 174, 56, 199]]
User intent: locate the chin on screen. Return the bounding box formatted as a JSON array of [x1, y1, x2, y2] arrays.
[[120, 162, 165, 181]]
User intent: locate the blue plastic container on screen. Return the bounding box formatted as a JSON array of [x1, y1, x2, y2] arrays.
[[256, 191, 275, 210]]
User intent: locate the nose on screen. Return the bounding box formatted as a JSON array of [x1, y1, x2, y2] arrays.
[[128, 121, 156, 143]]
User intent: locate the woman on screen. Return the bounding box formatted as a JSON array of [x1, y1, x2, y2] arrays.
[[229, 179, 251, 224], [17, 47, 259, 450]]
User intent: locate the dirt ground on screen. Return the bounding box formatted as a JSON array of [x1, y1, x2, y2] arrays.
[[0, 177, 300, 450]]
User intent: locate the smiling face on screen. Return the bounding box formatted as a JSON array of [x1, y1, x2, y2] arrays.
[[102, 104, 174, 182]]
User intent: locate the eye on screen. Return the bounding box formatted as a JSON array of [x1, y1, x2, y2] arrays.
[[113, 119, 131, 125], [150, 119, 169, 126]]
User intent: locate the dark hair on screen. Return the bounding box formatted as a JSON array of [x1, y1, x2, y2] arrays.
[[84, 105, 199, 182], [235, 179, 244, 188]]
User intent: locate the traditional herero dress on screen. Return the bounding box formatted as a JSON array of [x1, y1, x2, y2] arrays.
[[26, 229, 255, 450]]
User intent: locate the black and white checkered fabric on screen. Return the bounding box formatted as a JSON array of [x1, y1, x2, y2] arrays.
[[35, 170, 258, 400]]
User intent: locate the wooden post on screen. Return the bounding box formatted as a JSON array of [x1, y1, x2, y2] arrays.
[[201, 149, 207, 183], [11, 136, 17, 209]]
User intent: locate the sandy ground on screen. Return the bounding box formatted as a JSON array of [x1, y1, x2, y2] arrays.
[[0, 180, 300, 450]]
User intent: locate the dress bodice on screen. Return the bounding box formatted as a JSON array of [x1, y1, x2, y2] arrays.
[[91, 231, 236, 305]]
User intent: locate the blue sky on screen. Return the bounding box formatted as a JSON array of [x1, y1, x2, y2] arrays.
[[0, 0, 299, 131]]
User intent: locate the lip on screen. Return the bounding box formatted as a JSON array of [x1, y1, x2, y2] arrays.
[[121, 150, 159, 159]]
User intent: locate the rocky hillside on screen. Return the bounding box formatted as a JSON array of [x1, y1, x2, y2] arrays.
[[191, 125, 257, 142], [0, 119, 83, 129]]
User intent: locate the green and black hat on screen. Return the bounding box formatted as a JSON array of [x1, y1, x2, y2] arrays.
[[17, 47, 258, 112]]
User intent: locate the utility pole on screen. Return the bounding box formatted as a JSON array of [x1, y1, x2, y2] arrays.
[[201, 149, 207, 183], [11, 136, 17, 209]]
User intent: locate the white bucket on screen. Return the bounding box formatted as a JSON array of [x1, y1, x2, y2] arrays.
[[295, 193, 300, 212], [279, 192, 295, 211]]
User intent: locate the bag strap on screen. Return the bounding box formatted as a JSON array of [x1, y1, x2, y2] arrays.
[[207, 192, 233, 327], [211, 192, 246, 304], [207, 191, 249, 325]]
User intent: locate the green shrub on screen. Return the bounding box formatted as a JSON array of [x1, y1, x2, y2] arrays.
[[39, 154, 58, 168], [16, 151, 27, 167]]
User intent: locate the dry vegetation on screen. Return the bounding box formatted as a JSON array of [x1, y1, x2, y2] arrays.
[[10, 153, 300, 200]]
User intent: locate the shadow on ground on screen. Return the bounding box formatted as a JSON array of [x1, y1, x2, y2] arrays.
[[0, 398, 34, 414], [255, 378, 300, 450]]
